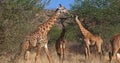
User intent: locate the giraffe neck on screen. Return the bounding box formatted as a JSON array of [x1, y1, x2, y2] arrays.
[[37, 10, 60, 35], [75, 17, 93, 37], [59, 24, 66, 39]]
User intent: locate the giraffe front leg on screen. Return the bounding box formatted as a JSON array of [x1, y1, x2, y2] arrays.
[[59, 44, 63, 63], [44, 44, 52, 63], [85, 46, 90, 59], [84, 39, 90, 59], [109, 52, 112, 63], [96, 43, 103, 61], [111, 48, 118, 62], [96, 42, 102, 54], [35, 46, 41, 63], [63, 43, 65, 62], [85, 47, 88, 59], [60, 44, 63, 59]]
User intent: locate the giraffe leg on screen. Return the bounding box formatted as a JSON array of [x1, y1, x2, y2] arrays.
[[85, 45, 91, 63], [44, 44, 52, 63], [25, 47, 33, 62], [87, 46, 90, 58], [96, 42, 102, 54], [85, 47, 88, 59], [111, 48, 118, 62], [96, 43, 103, 63], [85, 45, 90, 59], [35, 46, 41, 63], [109, 52, 112, 63], [109, 47, 115, 63], [63, 43, 65, 62], [84, 39, 90, 59], [59, 44, 63, 63], [25, 51, 30, 63]]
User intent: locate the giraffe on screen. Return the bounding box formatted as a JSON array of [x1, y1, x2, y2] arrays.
[[15, 4, 70, 63], [55, 17, 67, 63], [109, 34, 120, 63], [75, 15, 103, 59]]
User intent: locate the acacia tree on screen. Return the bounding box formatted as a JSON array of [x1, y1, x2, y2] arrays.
[[70, 0, 120, 43], [0, 0, 50, 53], [71, 0, 120, 25]]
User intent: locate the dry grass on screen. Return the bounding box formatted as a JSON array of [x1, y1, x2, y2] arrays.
[[0, 42, 120, 63]]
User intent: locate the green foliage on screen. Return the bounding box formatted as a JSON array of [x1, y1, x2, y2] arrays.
[[71, 0, 120, 24], [48, 26, 61, 45], [48, 22, 83, 45], [56, 19, 83, 43], [0, 0, 50, 53], [66, 22, 79, 41], [70, 0, 120, 43], [0, 0, 120, 55]]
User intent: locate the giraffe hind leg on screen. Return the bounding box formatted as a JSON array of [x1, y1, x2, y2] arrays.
[[25, 51, 30, 61], [35, 46, 41, 63], [62, 43, 65, 62], [84, 39, 91, 59], [44, 44, 52, 63]]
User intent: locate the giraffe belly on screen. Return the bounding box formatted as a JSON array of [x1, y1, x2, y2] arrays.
[[37, 38, 47, 47]]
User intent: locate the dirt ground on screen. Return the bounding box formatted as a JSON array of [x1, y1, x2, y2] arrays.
[[0, 42, 120, 63]]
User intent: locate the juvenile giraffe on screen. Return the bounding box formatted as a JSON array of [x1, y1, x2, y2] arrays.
[[75, 15, 103, 59], [55, 18, 67, 63], [15, 4, 69, 63], [109, 34, 120, 63]]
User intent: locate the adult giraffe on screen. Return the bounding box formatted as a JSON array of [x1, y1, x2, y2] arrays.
[[75, 15, 103, 59], [15, 4, 70, 63]]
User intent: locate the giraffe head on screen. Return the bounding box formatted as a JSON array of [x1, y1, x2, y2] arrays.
[[56, 4, 70, 14]]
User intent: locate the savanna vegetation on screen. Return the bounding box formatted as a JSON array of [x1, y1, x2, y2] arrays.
[[0, 0, 120, 63], [0, 0, 50, 53], [70, 0, 120, 52]]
